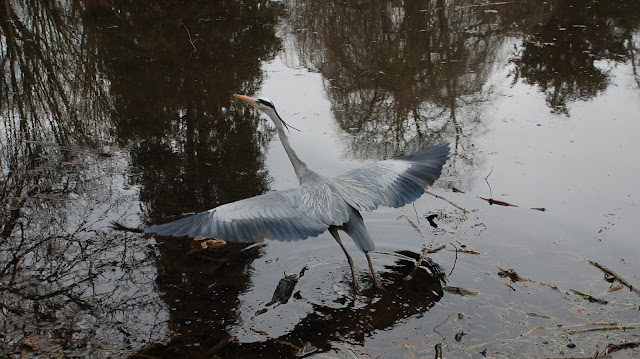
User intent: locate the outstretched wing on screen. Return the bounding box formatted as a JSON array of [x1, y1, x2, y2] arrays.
[[331, 142, 450, 212], [144, 189, 331, 242]]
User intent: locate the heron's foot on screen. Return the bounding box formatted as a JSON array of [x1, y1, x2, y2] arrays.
[[373, 281, 388, 293], [351, 279, 362, 296]]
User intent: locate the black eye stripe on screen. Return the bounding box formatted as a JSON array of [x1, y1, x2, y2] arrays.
[[258, 99, 275, 108]]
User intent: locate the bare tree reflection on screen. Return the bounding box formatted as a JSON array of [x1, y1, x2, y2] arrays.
[[510, 0, 640, 114], [286, 0, 532, 183], [90, 1, 288, 358], [0, 1, 165, 357]]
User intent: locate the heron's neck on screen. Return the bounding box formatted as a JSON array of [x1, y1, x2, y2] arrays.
[[275, 126, 308, 184]]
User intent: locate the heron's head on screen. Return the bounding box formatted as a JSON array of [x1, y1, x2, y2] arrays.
[[233, 93, 299, 132]]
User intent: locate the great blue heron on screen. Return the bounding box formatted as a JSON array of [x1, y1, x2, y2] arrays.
[[113, 94, 449, 293]]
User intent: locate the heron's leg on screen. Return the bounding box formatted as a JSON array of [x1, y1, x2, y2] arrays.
[[329, 227, 360, 294], [365, 252, 387, 292]]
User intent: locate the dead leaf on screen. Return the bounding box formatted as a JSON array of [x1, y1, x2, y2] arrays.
[[607, 283, 623, 292]]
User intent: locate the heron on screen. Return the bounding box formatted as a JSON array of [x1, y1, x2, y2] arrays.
[[113, 93, 449, 293]]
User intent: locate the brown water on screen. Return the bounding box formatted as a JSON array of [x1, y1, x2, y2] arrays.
[[1, 1, 639, 358]]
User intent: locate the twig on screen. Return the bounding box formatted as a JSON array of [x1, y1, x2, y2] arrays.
[[568, 325, 639, 335], [503, 281, 516, 291], [405, 245, 447, 280], [587, 260, 640, 295], [497, 266, 533, 282], [427, 245, 447, 254], [601, 341, 640, 357], [485, 166, 494, 198], [181, 22, 197, 53], [400, 215, 424, 237], [569, 289, 608, 305], [207, 334, 232, 354], [405, 246, 436, 280], [447, 248, 480, 255], [521, 322, 617, 337], [425, 190, 466, 211], [448, 243, 458, 277]]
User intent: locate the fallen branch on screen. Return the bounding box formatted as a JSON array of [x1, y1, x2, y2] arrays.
[[587, 260, 640, 295], [569, 289, 608, 305]]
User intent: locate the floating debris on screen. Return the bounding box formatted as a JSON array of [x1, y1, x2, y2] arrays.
[[588, 260, 640, 294], [607, 284, 623, 292], [479, 197, 518, 207], [426, 214, 438, 228], [256, 266, 308, 316], [443, 286, 478, 296], [570, 289, 608, 305], [295, 342, 317, 357]]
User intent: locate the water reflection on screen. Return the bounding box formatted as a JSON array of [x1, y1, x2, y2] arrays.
[[1, 0, 640, 358], [285, 0, 524, 167], [0, 1, 160, 357], [298, 252, 446, 347], [286, 0, 640, 167], [91, 1, 287, 358], [225, 250, 446, 357], [510, 0, 640, 115], [0, 0, 285, 357]]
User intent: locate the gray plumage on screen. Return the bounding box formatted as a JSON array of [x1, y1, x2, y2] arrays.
[[117, 94, 449, 292]]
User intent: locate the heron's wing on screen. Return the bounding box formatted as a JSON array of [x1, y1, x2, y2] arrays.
[[332, 142, 449, 211], [144, 189, 330, 242]]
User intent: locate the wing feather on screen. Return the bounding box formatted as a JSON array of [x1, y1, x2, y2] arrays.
[[144, 189, 329, 242], [142, 142, 449, 242], [332, 142, 449, 211]]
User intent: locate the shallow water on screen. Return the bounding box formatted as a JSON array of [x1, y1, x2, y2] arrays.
[[1, 1, 639, 358]]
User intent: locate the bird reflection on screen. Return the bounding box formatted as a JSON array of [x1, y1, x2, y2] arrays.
[[244, 250, 447, 356]]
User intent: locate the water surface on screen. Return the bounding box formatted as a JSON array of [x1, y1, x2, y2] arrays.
[[1, 1, 639, 358]]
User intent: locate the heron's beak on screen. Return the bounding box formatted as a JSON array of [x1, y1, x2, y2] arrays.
[[233, 93, 259, 109]]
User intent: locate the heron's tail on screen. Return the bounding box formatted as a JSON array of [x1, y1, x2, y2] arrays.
[[110, 221, 144, 233]]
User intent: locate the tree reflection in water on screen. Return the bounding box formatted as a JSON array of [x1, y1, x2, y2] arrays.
[[1, 0, 284, 357], [510, 0, 639, 115], [1, 0, 639, 358]]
